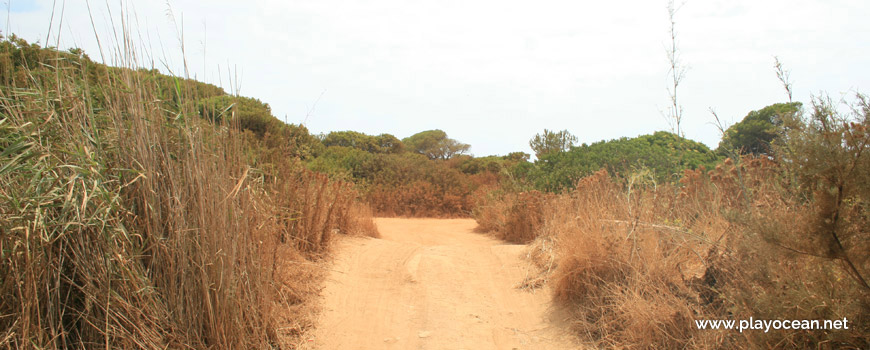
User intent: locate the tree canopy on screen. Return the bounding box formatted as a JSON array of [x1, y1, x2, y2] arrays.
[[529, 129, 577, 158], [718, 102, 802, 155], [322, 131, 405, 154], [402, 129, 470, 160]]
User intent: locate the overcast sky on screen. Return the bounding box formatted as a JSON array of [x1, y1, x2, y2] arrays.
[[4, 0, 869, 156]]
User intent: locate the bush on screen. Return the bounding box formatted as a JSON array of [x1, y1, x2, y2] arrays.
[[310, 146, 491, 217], [531, 131, 721, 191], [473, 190, 550, 244]]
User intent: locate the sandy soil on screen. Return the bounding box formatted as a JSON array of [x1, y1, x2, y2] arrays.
[[308, 218, 579, 350]]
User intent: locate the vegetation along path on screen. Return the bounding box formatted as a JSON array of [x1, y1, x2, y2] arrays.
[[310, 218, 578, 349]]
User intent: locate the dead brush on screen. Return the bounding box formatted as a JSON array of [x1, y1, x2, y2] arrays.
[[368, 181, 473, 218], [472, 189, 552, 244], [538, 154, 868, 349], [251, 159, 379, 348], [517, 233, 559, 290], [543, 169, 731, 349], [500, 190, 550, 244], [340, 201, 380, 238], [472, 189, 513, 234], [701, 153, 870, 348], [268, 166, 379, 253]]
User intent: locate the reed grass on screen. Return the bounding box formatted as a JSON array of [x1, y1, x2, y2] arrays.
[[0, 30, 377, 349]]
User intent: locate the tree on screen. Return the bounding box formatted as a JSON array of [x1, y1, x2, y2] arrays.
[[323, 131, 377, 152], [529, 129, 577, 158], [402, 129, 470, 160], [718, 102, 802, 155], [441, 138, 472, 159], [505, 152, 531, 162], [375, 133, 405, 154], [322, 131, 406, 154]]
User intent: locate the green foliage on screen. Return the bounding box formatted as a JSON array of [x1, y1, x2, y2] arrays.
[[0, 35, 319, 162], [308, 146, 466, 191], [191, 88, 321, 161], [0, 37, 491, 219], [531, 131, 721, 191], [504, 151, 531, 162], [529, 129, 577, 158], [375, 133, 404, 154], [455, 155, 502, 174], [452, 153, 532, 181], [142, 70, 225, 109], [719, 102, 802, 155], [402, 129, 470, 160], [0, 34, 55, 86], [306, 146, 377, 182], [305, 138, 526, 217], [322, 131, 405, 154]]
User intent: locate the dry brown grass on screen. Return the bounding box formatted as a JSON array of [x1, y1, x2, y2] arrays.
[[367, 181, 473, 218], [342, 202, 381, 238], [0, 34, 377, 349], [540, 169, 727, 349], [478, 158, 869, 349], [471, 189, 513, 234], [473, 189, 551, 243]]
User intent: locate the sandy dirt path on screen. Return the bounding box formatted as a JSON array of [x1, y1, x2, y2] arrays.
[[309, 218, 578, 350]]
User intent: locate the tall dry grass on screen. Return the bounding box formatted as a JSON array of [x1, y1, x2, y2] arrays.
[[473, 189, 550, 243], [478, 156, 868, 348], [539, 169, 727, 348], [0, 34, 376, 349]]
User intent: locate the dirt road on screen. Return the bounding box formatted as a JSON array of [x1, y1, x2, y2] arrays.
[[309, 218, 578, 350]]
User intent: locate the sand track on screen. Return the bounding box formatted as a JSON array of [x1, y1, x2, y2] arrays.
[[310, 218, 578, 349]]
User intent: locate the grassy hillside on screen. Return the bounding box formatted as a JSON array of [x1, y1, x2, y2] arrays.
[[0, 35, 377, 349]]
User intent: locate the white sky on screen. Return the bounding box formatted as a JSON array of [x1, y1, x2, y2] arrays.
[[4, 0, 869, 157]]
